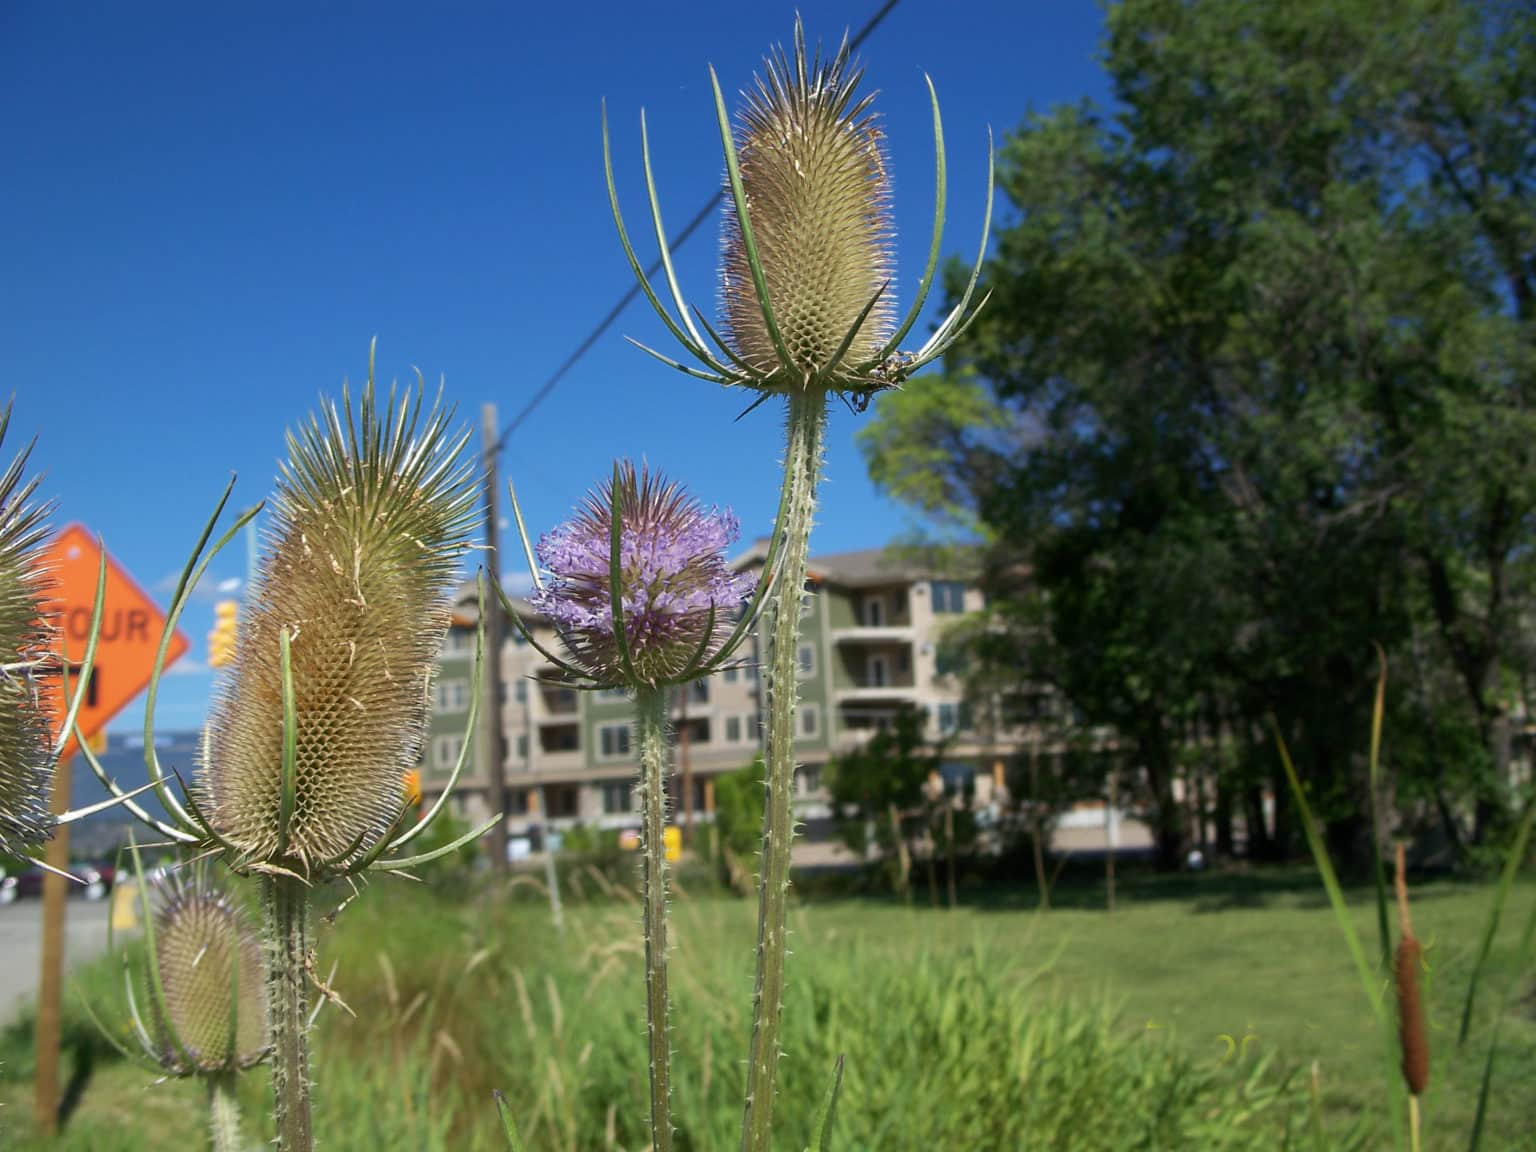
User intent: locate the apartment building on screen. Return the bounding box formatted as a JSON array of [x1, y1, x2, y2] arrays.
[[419, 543, 1011, 844]]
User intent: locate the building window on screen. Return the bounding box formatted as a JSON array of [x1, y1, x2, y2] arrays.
[[601, 781, 632, 814], [689, 679, 709, 704], [508, 789, 530, 815], [800, 704, 819, 737], [931, 580, 966, 614], [747, 713, 763, 740], [600, 687, 629, 700], [435, 678, 470, 714], [599, 724, 632, 759], [723, 665, 739, 683], [514, 680, 527, 702], [431, 734, 464, 771], [440, 628, 472, 656], [795, 765, 822, 797], [937, 702, 959, 734], [516, 733, 529, 760], [893, 589, 907, 617], [747, 661, 760, 683], [863, 597, 884, 627], [796, 644, 816, 679], [726, 715, 742, 743]]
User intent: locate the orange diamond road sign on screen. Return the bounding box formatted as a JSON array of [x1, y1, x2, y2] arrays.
[[37, 524, 189, 762]]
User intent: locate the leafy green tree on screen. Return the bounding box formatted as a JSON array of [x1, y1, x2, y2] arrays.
[[863, 0, 1536, 867]]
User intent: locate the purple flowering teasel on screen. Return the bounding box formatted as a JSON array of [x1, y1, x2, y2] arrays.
[[522, 462, 758, 689]]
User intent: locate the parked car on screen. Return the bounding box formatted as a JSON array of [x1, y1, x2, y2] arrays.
[[0, 861, 115, 904]]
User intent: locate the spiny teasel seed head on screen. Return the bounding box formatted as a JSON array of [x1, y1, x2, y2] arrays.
[[532, 461, 755, 689], [720, 23, 895, 389], [145, 867, 267, 1074], [0, 403, 56, 855], [199, 376, 478, 874]]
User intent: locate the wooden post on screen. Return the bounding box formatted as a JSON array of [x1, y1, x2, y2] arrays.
[[1106, 766, 1118, 913], [34, 755, 72, 1135], [678, 683, 694, 845], [480, 405, 510, 874]]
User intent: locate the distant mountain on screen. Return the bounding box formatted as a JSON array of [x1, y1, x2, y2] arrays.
[[63, 731, 202, 858]]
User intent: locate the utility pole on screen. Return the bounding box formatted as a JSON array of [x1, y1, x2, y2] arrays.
[[480, 404, 509, 874]]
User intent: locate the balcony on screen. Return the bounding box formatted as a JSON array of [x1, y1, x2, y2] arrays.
[[834, 674, 918, 703], [830, 625, 916, 645]]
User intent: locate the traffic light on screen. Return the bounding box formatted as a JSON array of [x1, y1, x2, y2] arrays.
[[208, 599, 239, 668]]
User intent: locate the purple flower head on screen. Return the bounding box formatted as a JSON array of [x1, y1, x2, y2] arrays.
[[532, 461, 757, 688]]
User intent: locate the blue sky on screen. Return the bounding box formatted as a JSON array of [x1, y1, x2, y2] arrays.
[[2, 1, 1110, 732]]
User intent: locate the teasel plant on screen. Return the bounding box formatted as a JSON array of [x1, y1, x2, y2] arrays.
[[604, 18, 990, 1149], [1, 400, 158, 864], [67, 359, 493, 1152], [81, 847, 270, 1152], [501, 460, 769, 1152]]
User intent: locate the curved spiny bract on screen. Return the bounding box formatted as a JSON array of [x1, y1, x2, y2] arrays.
[[148, 868, 268, 1074], [0, 402, 55, 854], [720, 26, 894, 387], [199, 377, 478, 875]]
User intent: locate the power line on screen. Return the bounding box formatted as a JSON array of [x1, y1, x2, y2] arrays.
[[494, 0, 903, 452]]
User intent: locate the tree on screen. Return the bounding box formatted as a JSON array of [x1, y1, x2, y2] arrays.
[[862, 0, 1536, 867]]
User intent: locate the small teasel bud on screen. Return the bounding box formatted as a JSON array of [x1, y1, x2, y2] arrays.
[[200, 379, 478, 871], [531, 461, 755, 688], [721, 24, 895, 383], [148, 867, 268, 1072], [0, 403, 55, 854]]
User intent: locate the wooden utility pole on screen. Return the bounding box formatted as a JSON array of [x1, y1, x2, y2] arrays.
[[480, 405, 509, 874], [34, 756, 72, 1135]]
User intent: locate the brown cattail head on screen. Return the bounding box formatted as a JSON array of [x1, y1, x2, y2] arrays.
[[1394, 933, 1429, 1095], [0, 403, 56, 855], [720, 22, 895, 385], [199, 377, 478, 873], [149, 868, 267, 1073]]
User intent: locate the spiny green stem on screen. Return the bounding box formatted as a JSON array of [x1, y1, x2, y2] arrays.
[[262, 874, 313, 1152], [740, 388, 827, 1152], [208, 1072, 243, 1152], [636, 686, 673, 1152]]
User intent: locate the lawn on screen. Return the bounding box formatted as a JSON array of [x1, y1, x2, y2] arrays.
[[1, 866, 1531, 1150]]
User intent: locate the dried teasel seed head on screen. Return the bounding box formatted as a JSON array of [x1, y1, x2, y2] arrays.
[[0, 404, 56, 855], [720, 23, 895, 387], [148, 868, 267, 1073], [199, 375, 478, 872]]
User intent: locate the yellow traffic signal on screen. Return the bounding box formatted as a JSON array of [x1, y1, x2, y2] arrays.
[[207, 599, 239, 668]]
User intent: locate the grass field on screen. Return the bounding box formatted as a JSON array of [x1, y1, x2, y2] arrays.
[[1, 866, 1532, 1150]]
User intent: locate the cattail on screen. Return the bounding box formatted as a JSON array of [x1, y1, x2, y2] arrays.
[[1395, 933, 1429, 1095], [147, 868, 268, 1073], [199, 381, 478, 873], [531, 460, 755, 689], [720, 24, 895, 383], [1393, 843, 1429, 1097], [0, 403, 55, 855]]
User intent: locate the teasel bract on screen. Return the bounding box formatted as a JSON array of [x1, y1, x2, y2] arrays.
[[86, 852, 268, 1152], [74, 353, 493, 1152], [605, 19, 989, 1150], [507, 461, 761, 1152]]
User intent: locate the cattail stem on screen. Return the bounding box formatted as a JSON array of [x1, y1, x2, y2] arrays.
[[636, 686, 673, 1152], [207, 1072, 243, 1152], [262, 874, 314, 1152], [740, 388, 827, 1152]]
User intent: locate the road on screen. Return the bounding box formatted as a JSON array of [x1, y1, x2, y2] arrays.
[[0, 901, 113, 1025]]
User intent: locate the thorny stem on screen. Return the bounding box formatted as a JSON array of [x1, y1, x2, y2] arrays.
[[208, 1072, 243, 1152], [740, 388, 827, 1152], [262, 874, 314, 1152], [636, 686, 674, 1152]]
